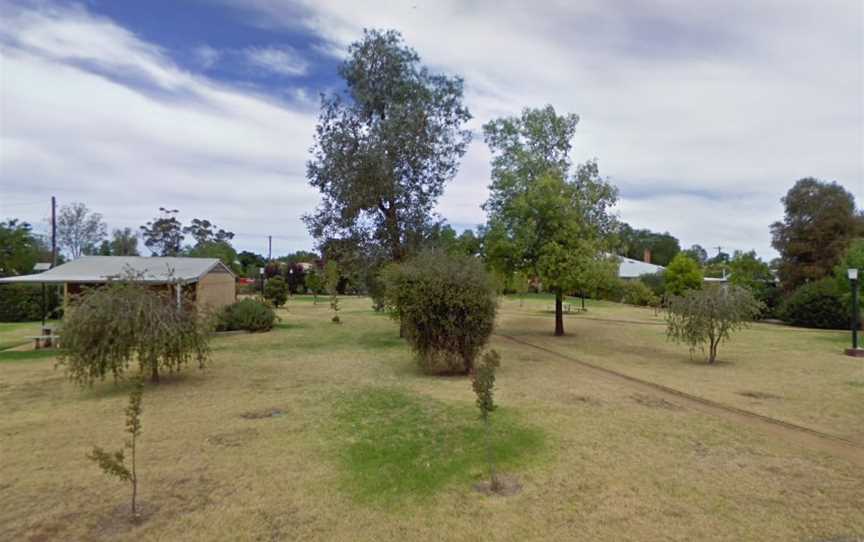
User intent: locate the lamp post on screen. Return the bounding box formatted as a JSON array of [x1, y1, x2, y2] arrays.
[[846, 268, 863, 357]]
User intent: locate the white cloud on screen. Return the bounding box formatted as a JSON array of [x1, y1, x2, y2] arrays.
[[0, 2, 319, 256], [193, 44, 221, 69], [225, 0, 864, 259], [244, 45, 308, 76]]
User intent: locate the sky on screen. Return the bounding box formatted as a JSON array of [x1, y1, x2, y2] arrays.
[[1, 0, 862, 261]]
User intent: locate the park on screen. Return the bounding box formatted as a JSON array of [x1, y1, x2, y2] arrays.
[[1, 7, 863, 542]]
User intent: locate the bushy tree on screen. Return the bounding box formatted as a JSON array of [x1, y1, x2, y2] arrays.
[[682, 244, 708, 265], [182, 218, 235, 245], [215, 298, 277, 332], [87, 377, 143, 520], [620, 280, 660, 307], [140, 208, 184, 256], [771, 178, 859, 291], [325, 261, 341, 323], [664, 253, 703, 296], [305, 271, 323, 304], [666, 286, 763, 364], [834, 239, 864, 310], [617, 224, 681, 267], [729, 250, 777, 317], [471, 349, 501, 492], [60, 278, 209, 384], [483, 107, 618, 336], [57, 202, 107, 259], [779, 278, 848, 330], [263, 276, 289, 307], [382, 250, 497, 374], [109, 228, 140, 256], [0, 219, 44, 276], [304, 29, 471, 263]]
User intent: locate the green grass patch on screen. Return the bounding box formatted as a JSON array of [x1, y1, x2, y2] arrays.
[[331, 387, 544, 504], [0, 349, 60, 363]]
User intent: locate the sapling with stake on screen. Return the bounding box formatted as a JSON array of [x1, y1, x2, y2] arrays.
[[87, 378, 144, 520], [471, 349, 501, 491]]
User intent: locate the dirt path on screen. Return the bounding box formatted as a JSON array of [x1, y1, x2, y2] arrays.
[[497, 333, 864, 468]]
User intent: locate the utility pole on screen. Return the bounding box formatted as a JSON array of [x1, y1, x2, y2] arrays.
[[268, 235, 272, 261], [51, 196, 57, 267]]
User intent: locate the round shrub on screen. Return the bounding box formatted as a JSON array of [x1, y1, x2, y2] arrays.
[[263, 276, 289, 307], [620, 280, 660, 307], [382, 250, 497, 375], [779, 278, 848, 329], [215, 298, 277, 332]]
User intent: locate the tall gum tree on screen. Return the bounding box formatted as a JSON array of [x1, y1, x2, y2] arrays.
[[304, 29, 472, 263]]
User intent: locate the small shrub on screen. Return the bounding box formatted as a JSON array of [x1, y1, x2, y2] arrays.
[[87, 377, 143, 520], [263, 276, 289, 307], [665, 253, 703, 296], [215, 298, 277, 332], [471, 349, 501, 491], [666, 285, 763, 364], [779, 278, 848, 329], [620, 280, 660, 307], [382, 250, 497, 375]]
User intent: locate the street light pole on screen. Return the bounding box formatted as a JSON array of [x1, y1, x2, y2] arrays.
[[847, 268, 862, 357]]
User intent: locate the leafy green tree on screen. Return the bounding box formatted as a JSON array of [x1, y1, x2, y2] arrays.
[[185, 241, 238, 272], [666, 286, 763, 364], [60, 278, 209, 384], [87, 377, 143, 519], [140, 208, 184, 256], [305, 271, 323, 304], [183, 218, 234, 245], [304, 29, 472, 263], [263, 276, 289, 307], [238, 251, 266, 276], [483, 115, 618, 337], [0, 219, 43, 276], [325, 261, 341, 323], [57, 202, 107, 259], [682, 244, 708, 265], [471, 349, 501, 492], [835, 239, 864, 309], [382, 250, 497, 374], [728, 250, 776, 315], [109, 228, 140, 256], [616, 224, 681, 266], [771, 178, 859, 291], [664, 253, 703, 296]]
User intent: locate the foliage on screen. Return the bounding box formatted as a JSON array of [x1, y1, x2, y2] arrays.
[[771, 178, 859, 291], [325, 261, 341, 323], [57, 202, 107, 259], [87, 377, 143, 519], [140, 207, 184, 256], [616, 224, 681, 267], [638, 272, 666, 298], [619, 280, 660, 307], [305, 271, 323, 304], [185, 240, 238, 272], [237, 251, 266, 276], [728, 250, 777, 317], [263, 276, 289, 307], [471, 349, 501, 491], [0, 283, 61, 322], [0, 219, 46, 276], [304, 29, 472, 262], [382, 250, 497, 374], [215, 298, 277, 332], [682, 244, 708, 265], [834, 239, 864, 309], [779, 278, 848, 330], [59, 279, 209, 384], [182, 218, 235, 245], [484, 147, 618, 336], [108, 228, 140, 256], [664, 253, 703, 296], [665, 285, 763, 364]]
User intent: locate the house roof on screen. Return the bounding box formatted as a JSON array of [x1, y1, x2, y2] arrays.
[[617, 255, 666, 278], [0, 256, 234, 285]]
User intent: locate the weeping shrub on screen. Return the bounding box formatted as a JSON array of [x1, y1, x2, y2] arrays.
[[382, 250, 497, 375], [215, 298, 277, 332]]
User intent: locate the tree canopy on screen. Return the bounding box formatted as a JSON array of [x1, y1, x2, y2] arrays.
[[664, 253, 703, 296], [0, 219, 45, 276], [304, 29, 472, 263], [140, 208, 184, 256], [57, 202, 106, 259], [616, 224, 681, 267], [771, 178, 859, 291]]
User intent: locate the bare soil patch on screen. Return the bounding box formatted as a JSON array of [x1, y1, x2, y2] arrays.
[[473, 475, 523, 497]]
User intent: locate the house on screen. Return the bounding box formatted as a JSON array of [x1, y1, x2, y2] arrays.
[[0, 256, 236, 311], [616, 254, 666, 279]]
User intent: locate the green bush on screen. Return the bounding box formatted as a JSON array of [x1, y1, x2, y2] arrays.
[[620, 280, 660, 307], [263, 276, 289, 307], [0, 284, 61, 322], [638, 272, 666, 297], [382, 250, 497, 375], [779, 279, 848, 330], [215, 298, 277, 332]]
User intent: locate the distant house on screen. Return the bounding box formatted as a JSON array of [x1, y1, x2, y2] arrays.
[[616, 255, 665, 279], [0, 256, 236, 311]]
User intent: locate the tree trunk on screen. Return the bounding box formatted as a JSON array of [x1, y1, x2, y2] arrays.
[[484, 415, 499, 491], [131, 435, 138, 519], [554, 289, 565, 336], [708, 339, 718, 364], [150, 364, 159, 384]]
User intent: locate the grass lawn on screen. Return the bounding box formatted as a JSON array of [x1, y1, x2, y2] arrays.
[[0, 296, 862, 541], [0, 320, 59, 351]]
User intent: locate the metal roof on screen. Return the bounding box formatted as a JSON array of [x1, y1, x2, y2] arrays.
[[0, 256, 233, 285], [617, 255, 666, 278]]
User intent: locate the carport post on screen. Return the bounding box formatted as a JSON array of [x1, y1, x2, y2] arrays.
[[176, 281, 182, 310]]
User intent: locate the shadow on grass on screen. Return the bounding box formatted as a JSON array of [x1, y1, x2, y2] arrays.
[[0, 349, 60, 363], [329, 387, 544, 505]]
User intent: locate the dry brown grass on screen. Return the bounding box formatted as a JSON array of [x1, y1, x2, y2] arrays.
[[0, 296, 862, 541]]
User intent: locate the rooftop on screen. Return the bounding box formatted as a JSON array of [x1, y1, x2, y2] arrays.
[[0, 256, 233, 285]]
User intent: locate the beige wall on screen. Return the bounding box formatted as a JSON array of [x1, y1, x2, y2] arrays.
[[195, 271, 235, 311]]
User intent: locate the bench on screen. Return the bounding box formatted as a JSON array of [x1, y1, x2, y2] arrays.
[[548, 303, 588, 313]]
